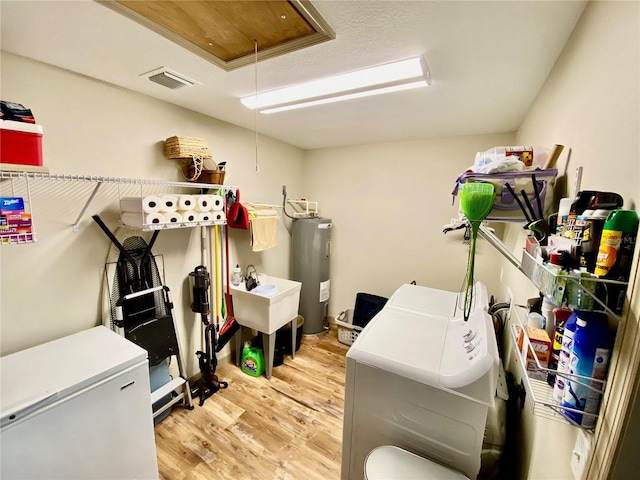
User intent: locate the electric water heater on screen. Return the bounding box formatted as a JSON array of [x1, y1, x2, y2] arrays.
[[291, 218, 332, 335]]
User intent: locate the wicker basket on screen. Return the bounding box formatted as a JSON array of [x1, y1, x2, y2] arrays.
[[335, 309, 363, 346], [164, 136, 212, 159], [197, 170, 226, 185]]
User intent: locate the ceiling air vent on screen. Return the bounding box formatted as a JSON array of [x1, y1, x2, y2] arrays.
[[141, 67, 199, 90]]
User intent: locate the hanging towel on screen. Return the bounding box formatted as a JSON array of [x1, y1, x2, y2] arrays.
[[250, 216, 277, 252]]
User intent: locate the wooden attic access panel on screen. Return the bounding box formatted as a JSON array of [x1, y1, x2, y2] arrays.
[[100, 0, 335, 70]]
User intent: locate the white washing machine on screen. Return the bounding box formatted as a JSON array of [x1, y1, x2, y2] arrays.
[[341, 282, 503, 480]]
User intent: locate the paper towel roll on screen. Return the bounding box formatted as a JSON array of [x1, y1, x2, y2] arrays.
[[160, 195, 178, 213], [120, 196, 162, 214], [195, 195, 211, 212], [198, 212, 213, 222], [213, 211, 226, 222], [210, 194, 224, 211], [165, 211, 183, 224], [121, 212, 165, 228], [181, 210, 198, 222], [178, 195, 196, 211]]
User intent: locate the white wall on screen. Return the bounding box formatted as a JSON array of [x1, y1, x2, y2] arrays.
[[303, 134, 514, 316], [0, 52, 305, 376], [499, 1, 640, 479]]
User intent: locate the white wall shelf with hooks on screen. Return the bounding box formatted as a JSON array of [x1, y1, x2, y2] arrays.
[[0, 170, 235, 234]]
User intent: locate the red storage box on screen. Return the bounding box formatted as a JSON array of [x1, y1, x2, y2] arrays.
[[0, 120, 43, 166]]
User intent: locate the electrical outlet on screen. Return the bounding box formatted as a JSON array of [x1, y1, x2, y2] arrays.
[[282, 185, 287, 196], [570, 429, 593, 480], [500, 267, 504, 283]]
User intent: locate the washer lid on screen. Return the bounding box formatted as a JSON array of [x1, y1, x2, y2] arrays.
[[387, 283, 459, 316], [346, 291, 451, 387], [365, 446, 470, 480]]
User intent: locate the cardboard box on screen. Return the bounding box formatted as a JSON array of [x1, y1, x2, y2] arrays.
[[517, 325, 552, 380], [0, 120, 43, 166]]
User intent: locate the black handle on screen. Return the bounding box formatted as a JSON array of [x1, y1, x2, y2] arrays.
[[521, 189, 538, 221], [531, 174, 544, 220], [505, 183, 531, 223], [92, 215, 137, 266]]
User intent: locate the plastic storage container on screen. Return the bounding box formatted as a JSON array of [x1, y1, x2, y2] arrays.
[[335, 309, 362, 345], [0, 120, 43, 166], [475, 146, 549, 168]]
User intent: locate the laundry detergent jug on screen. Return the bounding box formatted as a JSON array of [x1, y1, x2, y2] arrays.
[[241, 344, 265, 377], [560, 312, 610, 427]]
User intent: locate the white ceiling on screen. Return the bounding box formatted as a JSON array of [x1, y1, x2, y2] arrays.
[[1, 0, 588, 150]]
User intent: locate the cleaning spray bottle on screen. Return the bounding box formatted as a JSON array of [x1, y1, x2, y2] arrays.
[[547, 307, 573, 387], [594, 209, 639, 313], [553, 310, 579, 402], [560, 312, 610, 427]]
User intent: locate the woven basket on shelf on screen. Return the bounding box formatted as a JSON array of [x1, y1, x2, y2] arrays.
[[165, 136, 216, 181], [164, 136, 212, 159]]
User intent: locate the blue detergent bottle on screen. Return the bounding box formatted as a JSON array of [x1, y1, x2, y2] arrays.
[[553, 310, 579, 402], [560, 312, 610, 427]]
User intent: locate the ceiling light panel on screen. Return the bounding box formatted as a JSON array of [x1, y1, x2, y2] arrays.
[[241, 56, 431, 112]]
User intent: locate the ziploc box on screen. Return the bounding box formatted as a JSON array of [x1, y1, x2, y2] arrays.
[[517, 325, 552, 380], [0, 120, 44, 166], [1, 197, 25, 215]]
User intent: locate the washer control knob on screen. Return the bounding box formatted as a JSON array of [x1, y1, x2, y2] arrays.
[[464, 329, 478, 343]]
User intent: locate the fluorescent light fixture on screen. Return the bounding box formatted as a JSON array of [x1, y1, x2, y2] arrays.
[[240, 56, 430, 113]]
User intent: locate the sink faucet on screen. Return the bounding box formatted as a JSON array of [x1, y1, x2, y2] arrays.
[[245, 265, 259, 290], [245, 264, 258, 280]]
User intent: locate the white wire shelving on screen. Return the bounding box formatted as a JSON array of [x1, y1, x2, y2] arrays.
[[478, 225, 627, 427], [0, 170, 236, 241]]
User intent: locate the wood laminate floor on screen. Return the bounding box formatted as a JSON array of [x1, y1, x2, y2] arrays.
[[154, 328, 350, 480]]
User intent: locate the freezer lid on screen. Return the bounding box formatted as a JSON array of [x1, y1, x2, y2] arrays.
[[1, 326, 147, 427]]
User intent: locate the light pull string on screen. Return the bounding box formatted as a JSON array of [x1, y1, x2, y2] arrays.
[[254, 39, 259, 172]]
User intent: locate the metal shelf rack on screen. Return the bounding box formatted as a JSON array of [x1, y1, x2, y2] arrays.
[[510, 307, 605, 428], [0, 170, 236, 238], [478, 225, 626, 427]]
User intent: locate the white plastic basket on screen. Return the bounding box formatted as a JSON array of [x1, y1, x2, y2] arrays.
[[335, 309, 363, 346]]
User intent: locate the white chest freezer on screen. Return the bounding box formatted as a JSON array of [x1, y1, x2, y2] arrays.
[[341, 282, 500, 480], [1, 326, 159, 480]]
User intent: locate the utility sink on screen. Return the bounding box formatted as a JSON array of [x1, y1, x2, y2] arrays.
[[230, 276, 301, 335]]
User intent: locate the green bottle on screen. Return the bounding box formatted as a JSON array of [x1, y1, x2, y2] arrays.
[[241, 343, 265, 377], [594, 209, 639, 313]]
